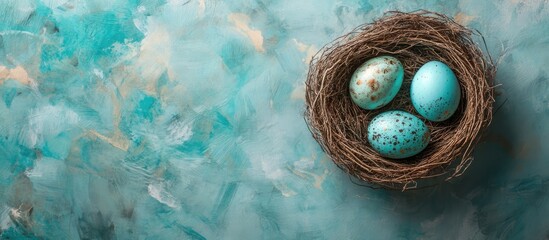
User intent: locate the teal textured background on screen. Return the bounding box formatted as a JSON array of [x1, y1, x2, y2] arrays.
[[0, 0, 547, 239]]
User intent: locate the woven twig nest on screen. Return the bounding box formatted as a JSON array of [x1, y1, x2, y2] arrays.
[[305, 11, 496, 190]]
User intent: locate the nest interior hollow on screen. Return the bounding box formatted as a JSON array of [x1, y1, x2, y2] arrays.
[[304, 11, 496, 190]]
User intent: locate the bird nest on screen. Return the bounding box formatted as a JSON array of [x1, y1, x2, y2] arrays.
[[304, 11, 496, 190]]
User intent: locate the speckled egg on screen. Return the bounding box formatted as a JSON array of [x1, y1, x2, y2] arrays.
[[410, 61, 461, 122], [367, 110, 430, 159], [349, 56, 404, 110]]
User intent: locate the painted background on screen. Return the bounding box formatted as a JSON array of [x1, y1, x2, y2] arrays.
[[0, 0, 547, 239]]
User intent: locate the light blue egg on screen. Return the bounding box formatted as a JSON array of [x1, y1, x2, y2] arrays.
[[349, 56, 404, 110], [410, 61, 461, 122], [367, 110, 430, 159]]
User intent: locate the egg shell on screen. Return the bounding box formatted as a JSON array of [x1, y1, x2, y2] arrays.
[[349, 56, 404, 110], [367, 110, 430, 159], [410, 61, 461, 122]]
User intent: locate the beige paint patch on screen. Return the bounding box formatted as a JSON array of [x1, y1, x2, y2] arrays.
[[89, 130, 130, 151], [198, 0, 205, 15], [293, 39, 318, 64], [290, 166, 330, 190], [0, 66, 37, 86], [112, 20, 175, 97], [290, 84, 305, 101], [138, 20, 173, 90], [312, 169, 330, 190], [454, 12, 476, 25], [273, 181, 297, 197], [228, 13, 265, 52]]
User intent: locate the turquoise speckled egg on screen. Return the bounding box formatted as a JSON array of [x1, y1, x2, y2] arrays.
[[367, 110, 430, 159], [349, 56, 404, 110], [410, 61, 461, 122]]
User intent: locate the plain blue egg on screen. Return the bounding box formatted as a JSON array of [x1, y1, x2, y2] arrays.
[[367, 110, 430, 159], [410, 61, 461, 122], [349, 56, 404, 110]]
